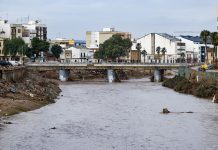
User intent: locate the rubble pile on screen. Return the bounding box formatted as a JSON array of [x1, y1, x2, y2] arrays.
[[0, 72, 61, 116]]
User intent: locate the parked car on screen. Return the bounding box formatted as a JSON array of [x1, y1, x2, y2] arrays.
[[198, 64, 216, 72], [9, 61, 22, 66], [0, 60, 13, 67]]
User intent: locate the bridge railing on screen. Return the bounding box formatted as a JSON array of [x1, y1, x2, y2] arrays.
[[26, 61, 195, 66]]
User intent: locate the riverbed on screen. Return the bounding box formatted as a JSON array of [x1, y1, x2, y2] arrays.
[[1, 78, 218, 150]]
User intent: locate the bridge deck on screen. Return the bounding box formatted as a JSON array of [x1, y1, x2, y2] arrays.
[[26, 63, 189, 71]]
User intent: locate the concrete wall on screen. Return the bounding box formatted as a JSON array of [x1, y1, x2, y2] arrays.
[[1, 68, 26, 82]]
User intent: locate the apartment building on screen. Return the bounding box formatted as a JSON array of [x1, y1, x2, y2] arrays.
[[178, 36, 213, 63], [23, 20, 47, 41], [0, 19, 47, 60], [134, 33, 185, 63], [86, 28, 131, 50]]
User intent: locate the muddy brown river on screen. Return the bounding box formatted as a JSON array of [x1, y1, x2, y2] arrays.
[[1, 78, 218, 150]]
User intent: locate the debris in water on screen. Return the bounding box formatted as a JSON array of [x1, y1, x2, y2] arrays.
[[162, 108, 170, 114], [3, 121, 13, 124]]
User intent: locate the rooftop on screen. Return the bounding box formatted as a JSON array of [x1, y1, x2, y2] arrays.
[[180, 35, 211, 44], [158, 33, 181, 41]]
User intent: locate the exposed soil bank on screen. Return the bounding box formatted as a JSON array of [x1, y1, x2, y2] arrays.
[[163, 76, 218, 100], [0, 72, 61, 117]]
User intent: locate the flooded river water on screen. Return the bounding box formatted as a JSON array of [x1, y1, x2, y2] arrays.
[[1, 78, 218, 150]]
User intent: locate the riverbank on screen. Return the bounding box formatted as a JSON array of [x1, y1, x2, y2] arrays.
[[163, 76, 218, 101], [0, 72, 61, 117]]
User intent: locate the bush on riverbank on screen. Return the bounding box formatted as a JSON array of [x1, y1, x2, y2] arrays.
[[163, 76, 218, 99]]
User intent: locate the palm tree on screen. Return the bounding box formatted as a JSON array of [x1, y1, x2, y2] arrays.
[[156, 46, 161, 63], [161, 47, 167, 63], [180, 52, 185, 63], [141, 49, 147, 63], [136, 43, 142, 63], [210, 32, 218, 64], [200, 30, 210, 63]]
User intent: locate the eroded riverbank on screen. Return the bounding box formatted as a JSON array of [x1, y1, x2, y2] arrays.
[[163, 76, 218, 101], [0, 72, 61, 117]]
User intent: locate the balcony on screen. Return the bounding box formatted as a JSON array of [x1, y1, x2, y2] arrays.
[[177, 46, 186, 51]]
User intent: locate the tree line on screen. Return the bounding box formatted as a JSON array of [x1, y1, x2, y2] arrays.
[[3, 37, 63, 60]]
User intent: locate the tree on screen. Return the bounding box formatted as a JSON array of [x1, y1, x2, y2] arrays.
[[3, 37, 26, 57], [31, 37, 50, 57], [141, 49, 147, 63], [200, 30, 210, 63], [156, 46, 161, 63], [180, 52, 185, 63], [51, 44, 63, 59], [136, 43, 142, 63], [161, 47, 167, 63], [94, 34, 132, 61], [210, 32, 218, 64], [25, 47, 34, 58]]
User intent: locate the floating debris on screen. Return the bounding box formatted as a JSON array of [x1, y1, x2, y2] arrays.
[[162, 108, 170, 114]]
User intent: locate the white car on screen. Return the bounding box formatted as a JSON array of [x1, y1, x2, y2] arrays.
[[9, 61, 22, 66]]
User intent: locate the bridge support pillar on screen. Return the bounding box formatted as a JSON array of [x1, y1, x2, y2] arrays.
[[154, 69, 164, 82], [107, 69, 115, 83], [59, 69, 70, 81]]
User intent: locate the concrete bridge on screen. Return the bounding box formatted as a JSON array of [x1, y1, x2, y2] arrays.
[[26, 62, 190, 82]]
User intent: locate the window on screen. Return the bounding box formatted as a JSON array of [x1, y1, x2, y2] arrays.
[[177, 43, 185, 46], [18, 29, 21, 33]]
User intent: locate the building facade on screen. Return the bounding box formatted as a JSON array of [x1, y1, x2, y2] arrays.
[[0, 20, 11, 39], [0, 19, 47, 61], [51, 38, 75, 50], [178, 36, 213, 63], [134, 33, 185, 63], [23, 20, 47, 41], [60, 46, 94, 63], [86, 28, 131, 50]]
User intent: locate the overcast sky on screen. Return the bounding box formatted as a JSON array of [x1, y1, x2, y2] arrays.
[[0, 0, 217, 40]]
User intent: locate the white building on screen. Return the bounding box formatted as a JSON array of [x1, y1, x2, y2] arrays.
[[23, 20, 47, 41], [0, 20, 13, 39], [178, 36, 213, 63], [134, 33, 185, 63], [60, 46, 94, 63]]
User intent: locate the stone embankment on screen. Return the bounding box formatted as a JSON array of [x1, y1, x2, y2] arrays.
[[0, 72, 61, 117]]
